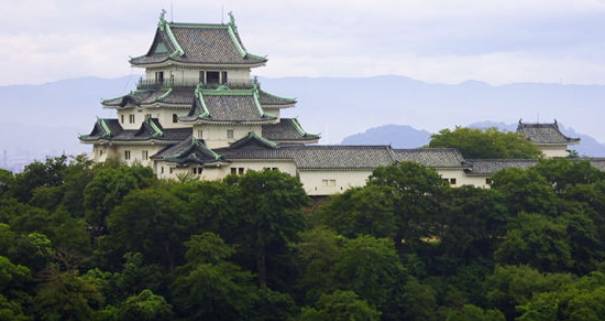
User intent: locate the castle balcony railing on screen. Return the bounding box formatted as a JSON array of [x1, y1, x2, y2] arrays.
[[136, 77, 257, 90]]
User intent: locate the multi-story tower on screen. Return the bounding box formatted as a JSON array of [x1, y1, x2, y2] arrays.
[[81, 12, 321, 179]]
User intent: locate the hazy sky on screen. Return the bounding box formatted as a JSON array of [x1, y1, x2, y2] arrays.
[[2, 0, 605, 86]]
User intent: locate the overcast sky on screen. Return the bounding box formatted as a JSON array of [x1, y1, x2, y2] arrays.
[[2, 0, 605, 86]]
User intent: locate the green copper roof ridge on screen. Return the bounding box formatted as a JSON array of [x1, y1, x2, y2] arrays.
[[227, 23, 247, 58], [147, 118, 164, 137], [158, 12, 184, 58], [97, 117, 112, 137], [192, 138, 222, 160], [252, 86, 267, 118], [251, 131, 278, 149], [259, 88, 296, 103], [291, 118, 319, 138], [154, 87, 173, 103], [194, 84, 210, 118]]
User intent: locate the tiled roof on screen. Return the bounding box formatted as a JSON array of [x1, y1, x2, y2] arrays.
[[80, 118, 190, 142], [152, 136, 223, 165], [217, 145, 396, 170], [103, 87, 195, 108], [182, 87, 276, 124], [517, 121, 580, 145], [464, 159, 538, 176], [262, 118, 320, 142], [392, 148, 465, 168], [130, 17, 266, 66], [258, 89, 296, 106]]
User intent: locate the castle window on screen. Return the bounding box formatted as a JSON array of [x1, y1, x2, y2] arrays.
[[169, 168, 174, 174], [272, 168, 278, 171], [161, 166, 164, 174], [129, 114, 135, 124], [322, 179, 336, 187], [227, 129, 234, 139], [199, 71, 205, 83], [172, 114, 178, 123], [231, 168, 237, 175], [120, 114, 124, 124], [142, 150, 149, 160], [486, 178, 493, 185], [155, 71, 164, 83], [124, 150, 131, 160], [221, 71, 228, 84], [193, 167, 203, 175], [206, 71, 220, 85], [197, 129, 204, 139], [238, 168, 245, 175], [450, 178, 457, 185]]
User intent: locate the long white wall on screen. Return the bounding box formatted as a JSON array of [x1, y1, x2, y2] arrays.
[[539, 145, 570, 158]]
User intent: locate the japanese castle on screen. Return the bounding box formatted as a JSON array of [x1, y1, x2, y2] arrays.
[[80, 12, 598, 195]]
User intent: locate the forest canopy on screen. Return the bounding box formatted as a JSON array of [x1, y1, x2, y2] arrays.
[[1, 155, 605, 321]]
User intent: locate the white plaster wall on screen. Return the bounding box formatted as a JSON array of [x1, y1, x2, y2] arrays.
[[116, 108, 191, 129], [437, 168, 486, 188], [194, 125, 262, 149], [539, 145, 569, 158], [112, 145, 163, 167], [299, 170, 373, 196]]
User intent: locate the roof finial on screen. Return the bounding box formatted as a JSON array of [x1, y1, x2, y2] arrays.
[[159, 9, 167, 30], [228, 11, 238, 31]]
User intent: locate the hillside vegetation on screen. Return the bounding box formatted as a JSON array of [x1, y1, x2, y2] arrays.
[[1, 156, 605, 320]]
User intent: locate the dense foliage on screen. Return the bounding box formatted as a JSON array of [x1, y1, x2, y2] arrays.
[[1, 156, 605, 320], [429, 127, 543, 159]]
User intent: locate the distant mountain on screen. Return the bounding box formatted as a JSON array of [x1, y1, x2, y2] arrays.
[[2, 75, 605, 170], [341, 124, 431, 148], [341, 122, 605, 157]]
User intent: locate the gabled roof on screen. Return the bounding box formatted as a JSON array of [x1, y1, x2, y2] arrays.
[[180, 85, 276, 124], [392, 148, 465, 168], [152, 136, 224, 165], [130, 12, 266, 67], [262, 118, 320, 143], [516, 120, 580, 145], [79, 118, 190, 143], [229, 132, 278, 150]]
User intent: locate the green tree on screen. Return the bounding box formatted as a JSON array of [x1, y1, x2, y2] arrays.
[[230, 170, 307, 287], [298, 290, 380, 321], [0, 294, 31, 321], [84, 165, 155, 231], [533, 159, 605, 194], [445, 304, 505, 321], [495, 213, 572, 272], [318, 185, 397, 238], [439, 186, 509, 263], [295, 227, 343, 302], [368, 162, 448, 252], [429, 127, 542, 159], [485, 265, 573, 320], [107, 188, 190, 270], [11, 156, 69, 203], [116, 289, 172, 321], [491, 168, 559, 216], [34, 271, 104, 321], [334, 235, 406, 308], [172, 233, 258, 321]]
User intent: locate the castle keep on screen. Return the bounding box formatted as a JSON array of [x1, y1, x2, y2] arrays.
[[80, 13, 592, 195]]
